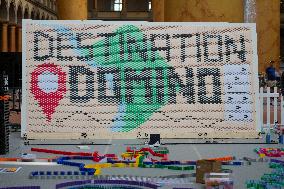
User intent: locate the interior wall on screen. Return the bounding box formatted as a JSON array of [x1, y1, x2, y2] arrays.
[[164, 0, 244, 22], [57, 0, 88, 19]]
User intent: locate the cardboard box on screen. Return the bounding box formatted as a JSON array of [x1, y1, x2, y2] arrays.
[[196, 160, 222, 184]]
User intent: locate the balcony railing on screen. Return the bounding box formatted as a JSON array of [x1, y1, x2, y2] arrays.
[[26, 0, 57, 16], [88, 10, 152, 21]]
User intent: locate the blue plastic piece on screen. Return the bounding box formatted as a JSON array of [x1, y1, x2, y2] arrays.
[[279, 135, 284, 144], [55, 156, 98, 175], [270, 159, 284, 165], [32, 171, 38, 176], [87, 172, 93, 175], [266, 134, 271, 143], [233, 161, 242, 165], [80, 171, 86, 175]]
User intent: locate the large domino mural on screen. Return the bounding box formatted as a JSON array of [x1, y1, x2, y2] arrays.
[[22, 20, 259, 139]]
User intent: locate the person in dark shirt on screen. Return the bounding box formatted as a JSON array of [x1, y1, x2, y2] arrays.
[[266, 61, 277, 88]]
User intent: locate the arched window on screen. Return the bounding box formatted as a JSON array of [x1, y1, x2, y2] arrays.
[[41, 13, 44, 20], [9, 2, 16, 23], [31, 10, 35, 20], [23, 6, 29, 19], [17, 4, 23, 25], [0, 0, 8, 21], [35, 10, 40, 20], [114, 0, 122, 11]]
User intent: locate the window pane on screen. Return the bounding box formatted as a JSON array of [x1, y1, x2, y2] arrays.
[[114, 4, 121, 11]]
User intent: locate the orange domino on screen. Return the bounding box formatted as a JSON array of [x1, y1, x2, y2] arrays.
[[207, 156, 234, 162], [0, 95, 10, 101], [0, 158, 18, 161]]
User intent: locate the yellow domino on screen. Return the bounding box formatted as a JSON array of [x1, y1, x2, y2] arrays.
[[113, 163, 126, 168], [94, 168, 101, 175]]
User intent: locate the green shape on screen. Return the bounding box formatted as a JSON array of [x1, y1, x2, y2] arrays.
[[88, 25, 177, 132], [183, 166, 195, 171]]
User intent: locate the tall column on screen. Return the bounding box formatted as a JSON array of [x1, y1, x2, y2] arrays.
[[152, 0, 164, 21], [57, 0, 88, 20], [16, 26, 22, 52], [1, 23, 8, 52], [8, 24, 16, 52]]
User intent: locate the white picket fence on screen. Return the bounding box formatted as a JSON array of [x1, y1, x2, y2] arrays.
[[259, 87, 284, 132]]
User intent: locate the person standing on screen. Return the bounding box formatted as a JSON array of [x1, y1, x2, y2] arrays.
[[266, 61, 277, 88]]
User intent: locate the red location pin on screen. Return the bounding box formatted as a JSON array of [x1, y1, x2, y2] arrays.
[[31, 63, 66, 122]]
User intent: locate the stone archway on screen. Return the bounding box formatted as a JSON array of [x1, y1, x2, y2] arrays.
[[35, 10, 40, 20], [9, 1, 16, 24], [0, 0, 8, 21], [23, 6, 29, 19], [17, 3, 23, 25], [41, 13, 45, 20], [31, 8, 35, 19]]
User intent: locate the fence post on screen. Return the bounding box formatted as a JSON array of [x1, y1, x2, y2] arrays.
[[273, 87, 278, 124], [259, 87, 264, 132], [18, 88, 21, 112], [267, 87, 271, 130], [281, 95, 284, 125]]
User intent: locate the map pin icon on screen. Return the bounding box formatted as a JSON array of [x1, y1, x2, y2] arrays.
[[31, 63, 66, 122]]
